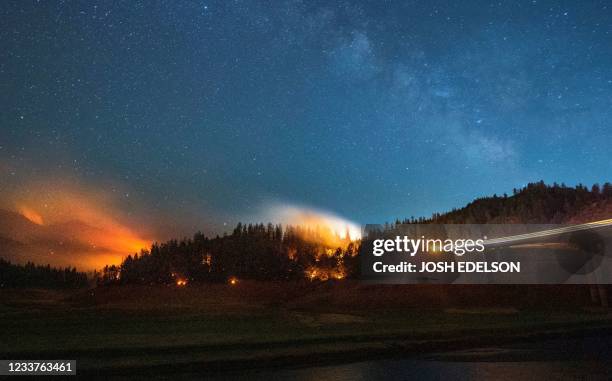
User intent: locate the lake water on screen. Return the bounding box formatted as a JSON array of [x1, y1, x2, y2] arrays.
[[212, 336, 612, 380]]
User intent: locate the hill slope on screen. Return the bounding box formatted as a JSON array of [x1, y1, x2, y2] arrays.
[[402, 181, 612, 224]]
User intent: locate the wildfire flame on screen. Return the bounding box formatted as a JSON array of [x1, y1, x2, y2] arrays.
[[306, 266, 346, 281]]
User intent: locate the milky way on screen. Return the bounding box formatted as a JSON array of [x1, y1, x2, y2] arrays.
[[2, 0, 612, 238]]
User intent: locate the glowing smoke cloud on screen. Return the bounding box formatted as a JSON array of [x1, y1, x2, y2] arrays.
[[2, 180, 152, 269], [260, 203, 362, 243], [17, 205, 44, 225]]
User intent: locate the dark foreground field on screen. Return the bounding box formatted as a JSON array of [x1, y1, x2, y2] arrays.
[[1, 282, 612, 379]]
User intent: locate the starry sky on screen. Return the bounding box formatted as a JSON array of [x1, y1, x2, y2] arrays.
[[2, 0, 612, 238]]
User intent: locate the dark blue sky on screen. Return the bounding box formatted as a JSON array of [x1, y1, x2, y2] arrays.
[[2, 0, 612, 236]]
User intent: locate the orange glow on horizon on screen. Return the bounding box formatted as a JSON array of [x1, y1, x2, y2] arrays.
[[7, 183, 153, 270]]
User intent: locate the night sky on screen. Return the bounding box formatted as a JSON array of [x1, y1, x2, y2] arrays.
[[2, 0, 612, 238]]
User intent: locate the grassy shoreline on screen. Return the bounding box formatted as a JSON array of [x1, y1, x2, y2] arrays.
[[2, 283, 612, 377], [6, 322, 612, 378]]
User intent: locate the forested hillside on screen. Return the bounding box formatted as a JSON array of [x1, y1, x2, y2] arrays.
[[401, 181, 612, 224], [96, 182, 612, 286]]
